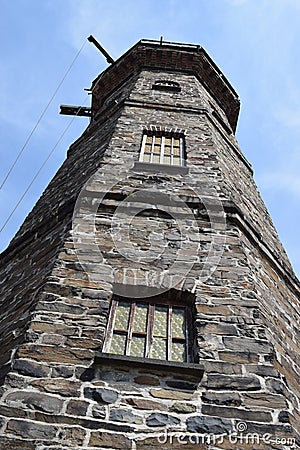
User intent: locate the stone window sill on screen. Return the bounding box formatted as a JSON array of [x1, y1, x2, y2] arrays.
[[94, 352, 204, 379], [132, 161, 189, 176]]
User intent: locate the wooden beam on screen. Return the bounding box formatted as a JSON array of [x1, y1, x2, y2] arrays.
[[60, 105, 92, 117]]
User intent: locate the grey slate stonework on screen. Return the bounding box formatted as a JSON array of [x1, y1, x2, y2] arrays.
[[0, 39, 299, 449]]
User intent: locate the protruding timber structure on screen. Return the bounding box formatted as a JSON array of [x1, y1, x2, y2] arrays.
[[0, 39, 299, 449]]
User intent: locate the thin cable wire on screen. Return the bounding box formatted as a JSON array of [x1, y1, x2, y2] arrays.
[[0, 103, 88, 234], [0, 38, 109, 235], [0, 39, 87, 192]]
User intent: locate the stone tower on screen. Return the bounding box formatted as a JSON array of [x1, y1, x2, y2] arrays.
[[0, 39, 299, 449]]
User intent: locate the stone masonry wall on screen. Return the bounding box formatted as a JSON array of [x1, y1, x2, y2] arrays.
[[0, 212, 69, 385], [0, 99, 125, 384], [0, 208, 297, 448], [0, 47, 299, 449]]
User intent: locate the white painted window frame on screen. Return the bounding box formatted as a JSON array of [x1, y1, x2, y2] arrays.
[[139, 131, 185, 166]]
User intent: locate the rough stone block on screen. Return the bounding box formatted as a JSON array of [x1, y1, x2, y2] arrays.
[[31, 379, 81, 397], [5, 391, 64, 414], [109, 408, 143, 424], [278, 410, 290, 423], [77, 366, 96, 381], [150, 388, 193, 400], [199, 322, 238, 336], [244, 422, 293, 438], [0, 404, 27, 418], [51, 365, 74, 378], [84, 387, 118, 404], [41, 333, 64, 345], [30, 322, 80, 336], [202, 404, 273, 422], [265, 378, 285, 394], [58, 426, 86, 446], [165, 379, 197, 391], [186, 415, 233, 434], [92, 404, 106, 419], [246, 364, 280, 378], [196, 304, 232, 316], [223, 337, 273, 354], [6, 419, 58, 439], [66, 399, 89, 416], [202, 360, 242, 375], [146, 412, 181, 427], [202, 374, 261, 391], [13, 359, 50, 378], [89, 431, 132, 449], [202, 392, 242, 407], [135, 436, 207, 449], [17, 344, 94, 364], [219, 351, 259, 364], [169, 402, 197, 414], [0, 437, 36, 449], [125, 397, 167, 411], [243, 393, 287, 409]]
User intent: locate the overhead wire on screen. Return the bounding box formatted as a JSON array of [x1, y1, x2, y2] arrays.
[[0, 99, 89, 234], [0, 38, 91, 234], [0, 38, 87, 192]]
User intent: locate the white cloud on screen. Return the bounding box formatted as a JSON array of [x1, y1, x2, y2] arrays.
[[259, 172, 300, 198], [275, 109, 300, 128], [273, 78, 300, 128], [64, 0, 154, 57]]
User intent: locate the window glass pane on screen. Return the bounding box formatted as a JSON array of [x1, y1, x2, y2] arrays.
[[153, 144, 161, 154], [172, 158, 180, 166], [133, 304, 148, 332], [142, 153, 151, 163], [164, 145, 172, 155], [130, 335, 146, 357], [171, 341, 186, 362], [165, 137, 171, 146], [172, 307, 185, 338], [151, 337, 167, 360], [106, 297, 191, 362], [173, 147, 180, 156], [145, 143, 152, 152], [153, 306, 168, 337], [152, 154, 160, 163], [110, 333, 127, 355], [154, 136, 162, 146], [163, 155, 171, 164], [114, 301, 130, 330], [146, 135, 153, 144]]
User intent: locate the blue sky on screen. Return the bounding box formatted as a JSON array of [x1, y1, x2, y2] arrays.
[[1, 0, 300, 278]]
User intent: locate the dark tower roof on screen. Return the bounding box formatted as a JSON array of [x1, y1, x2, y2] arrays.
[[91, 39, 240, 132]]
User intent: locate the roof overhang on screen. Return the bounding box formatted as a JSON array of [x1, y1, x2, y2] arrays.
[[91, 39, 240, 132]]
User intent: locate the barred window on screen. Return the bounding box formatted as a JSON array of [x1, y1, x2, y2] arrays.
[[103, 296, 193, 363], [152, 80, 181, 92], [139, 131, 186, 167]]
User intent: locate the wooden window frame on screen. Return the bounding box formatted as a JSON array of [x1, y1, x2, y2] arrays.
[[139, 131, 186, 167], [103, 296, 194, 363]]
